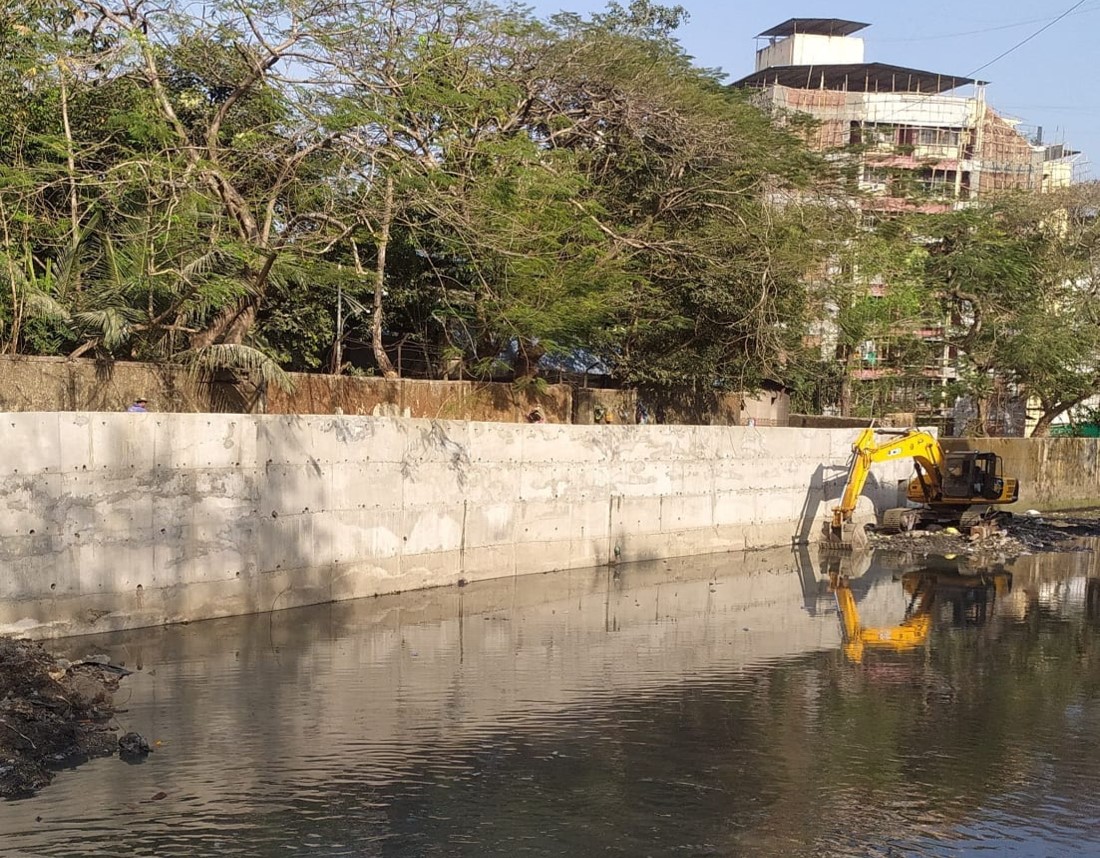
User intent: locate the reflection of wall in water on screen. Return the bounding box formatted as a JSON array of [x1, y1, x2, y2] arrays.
[[1005, 548, 1100, 621], [45, 549, 847, 807]]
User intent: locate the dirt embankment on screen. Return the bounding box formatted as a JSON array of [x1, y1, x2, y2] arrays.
[[0, 637, 126, 799], [867, 510, 1100, 560]]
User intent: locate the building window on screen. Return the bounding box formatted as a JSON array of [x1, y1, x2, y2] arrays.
[[917, 128, 961, 148], [853, 123, 898, 150], [861, 165, 890, 191], [917, 169, 957, 198]]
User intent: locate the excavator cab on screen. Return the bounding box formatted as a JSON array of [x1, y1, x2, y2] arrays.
[[936, 451, 1009, 503]]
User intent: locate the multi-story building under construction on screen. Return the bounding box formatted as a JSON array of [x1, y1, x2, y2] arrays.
[[734, 18, 1075, 206], [733, 18, 1083, 431]]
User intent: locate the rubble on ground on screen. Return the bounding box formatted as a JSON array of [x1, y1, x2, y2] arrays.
[[0, 637, 127, 799], [866, 510, 1100, 561]]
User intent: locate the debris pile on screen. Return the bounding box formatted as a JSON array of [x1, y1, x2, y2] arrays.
[[867, 511, 1100, 558], [0, 638, 126, 798]]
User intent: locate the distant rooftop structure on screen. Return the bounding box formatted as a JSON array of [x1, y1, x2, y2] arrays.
[[1045, 143, 1081, 159], [733, 62, 981, 94], [743, 17, 984, 93], [757, 18, 870, 39]]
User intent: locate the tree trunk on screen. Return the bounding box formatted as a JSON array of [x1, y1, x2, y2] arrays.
[[223, 301, 258, 345], [1030, 411, 1057, 438], [0, 195, 20, 353], [372, 176, 398, 379], [973, 394, 989, 437], [1031, 397, 1087, 438], [190, 298, 252, 349], [58, 65, 81, 264], [514, 338, 546, 379], [838, 346, 853, 417], [330, 280, 344, 375], [191, 250, 278, 349]]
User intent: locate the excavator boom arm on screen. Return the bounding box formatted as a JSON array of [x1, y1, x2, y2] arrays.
[[830, 573, 934, 663], [833, 429, 946, 528]]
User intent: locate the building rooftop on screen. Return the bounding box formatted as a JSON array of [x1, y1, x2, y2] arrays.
[[1045, 143, 1081, 159], [731, 62, 983, 94], [758, 18, 869, 38]]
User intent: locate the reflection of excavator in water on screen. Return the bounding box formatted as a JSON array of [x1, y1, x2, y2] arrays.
[[829, 568, 1012, 664], [825, 427, 1020, 549]]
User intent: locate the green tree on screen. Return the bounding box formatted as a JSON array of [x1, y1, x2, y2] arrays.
[[988, 186, 1100, 436], [526, 5, 839, 389], [813, 220, 939, 417], [0, 0, 844, 395], [915, 188, 1100, 436]]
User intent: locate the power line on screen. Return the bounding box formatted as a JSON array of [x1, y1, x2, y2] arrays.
[[877, 4, 1100, 43], [865, 0, 1091, 131], [996, 105, 1100, 113], [966, 0, 1091, 77]]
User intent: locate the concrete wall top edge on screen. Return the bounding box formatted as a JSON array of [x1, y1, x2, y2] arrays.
[[4, 410, 889, 436]]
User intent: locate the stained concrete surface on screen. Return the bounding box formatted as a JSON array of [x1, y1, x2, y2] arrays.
[[0, 413, 913, 638]]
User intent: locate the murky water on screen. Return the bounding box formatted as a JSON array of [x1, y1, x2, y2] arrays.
[[4, 546, 1100, 857]]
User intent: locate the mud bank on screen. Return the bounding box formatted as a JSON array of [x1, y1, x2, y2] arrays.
[[867, 510, 1100, 559], [0, 638, 127, 798]]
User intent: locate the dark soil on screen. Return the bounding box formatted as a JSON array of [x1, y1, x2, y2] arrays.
[[0, 637, 125, 799], [866, 510, 1100, 560]]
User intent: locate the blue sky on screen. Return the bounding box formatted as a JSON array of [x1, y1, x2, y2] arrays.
[[528, 0, 1099, 177]]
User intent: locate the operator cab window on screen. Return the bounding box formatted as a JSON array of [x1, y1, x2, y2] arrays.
[[943, 454, 973, 497]]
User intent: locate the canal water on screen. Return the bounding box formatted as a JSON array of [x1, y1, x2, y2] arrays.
[[3, 546, 1100, 857]]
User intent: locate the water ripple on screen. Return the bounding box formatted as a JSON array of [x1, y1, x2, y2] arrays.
[[4, 549, 1100, 856]]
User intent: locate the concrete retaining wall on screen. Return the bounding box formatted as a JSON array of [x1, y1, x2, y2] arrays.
[[0, 414, 911, 639]]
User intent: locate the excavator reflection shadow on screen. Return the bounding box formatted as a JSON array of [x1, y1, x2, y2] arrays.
[[797, 547, 1012, 664], [1089, 579, 1100, 625], [832, 563, 1011, 664]]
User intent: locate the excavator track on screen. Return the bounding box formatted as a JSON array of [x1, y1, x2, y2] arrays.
[[958, 507, 991, 530], [877, 507, 921, 534]]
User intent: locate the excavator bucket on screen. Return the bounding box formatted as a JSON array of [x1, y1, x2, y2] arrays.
[[821, 519, 869, 551]]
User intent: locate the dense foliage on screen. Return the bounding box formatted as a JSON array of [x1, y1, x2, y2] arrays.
[[5, 0, 1098, 432], [0, 0, 839, 391]]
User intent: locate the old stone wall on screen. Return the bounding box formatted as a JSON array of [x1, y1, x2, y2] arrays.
[[0, 355, 254, 413], [573, 388, 638, 425], [0, 356, 790, 428], [0, 355, 571, 422], [789, 414, 917, 430], [634, 388, 745, 426], [789, 414, 869, 429], [265, 374, 573, 423], [0, 413, 912, 638]]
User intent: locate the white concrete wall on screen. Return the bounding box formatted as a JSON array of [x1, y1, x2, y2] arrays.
[[859, 92, 976, 127], [0, 413, 912, 638], [755, 34, 865, 71]]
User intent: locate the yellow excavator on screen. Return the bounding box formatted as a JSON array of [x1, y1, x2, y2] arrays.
[[824, 427, 1019, 549], [830, 568, 1012, 664]]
